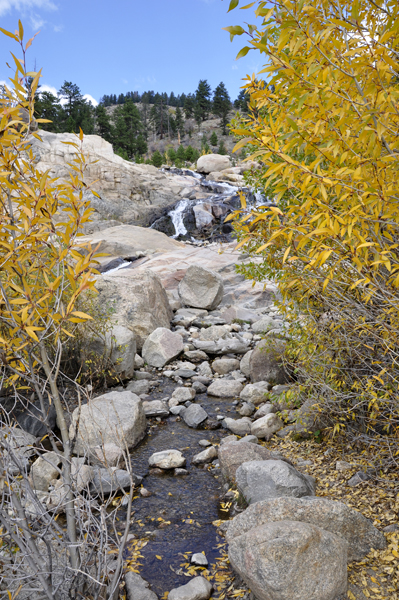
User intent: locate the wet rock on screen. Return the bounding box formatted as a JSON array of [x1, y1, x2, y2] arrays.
[[207, 380, 244, 398], [218, 441, 286, 482], [148, 449, 186, 469], [198, 439, 211, 447], [126, 379, 151, 395], [228, 521, 348, 600], [142, 327, 184, 368], [193, 203, 214, 229], [240, 381, 271, 405], [181, 404, 208, 429], [192, 381, 207, 393], [222, 417, 252, 436], [125, 572, 158, 600], [90, 467, 142, 495], [212, 358, 240, 374], [193, 337, 249, 355], [178, 265, 224, 311], [236, 459, 315, 504], [69, 391, 146, 455], [226, 496, 387, 562], [251, 413, 283, 440], [192, 446, 217, 465], [250, 339, 289, 385], [191, 553, 208, 566], [168, 576, 213, 600], [197, 154, 231, 174], [238, 402, 255, 417], [143, 400, 169, 418], [174, 468, 189, 476], [140, 488, 152, 498], [171, 387, 196, 403], [239, 350, 252, 377], [30, 451, 61, 491]]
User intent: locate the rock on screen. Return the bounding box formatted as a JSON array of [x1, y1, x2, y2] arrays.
[[228, 521, 348, 600], [236, 459, 315, 504], [143, 400, 169, 418], [218, 441, 286, 482], [171, 387, 196, 403], [94, 269, 172, 350], [199, 439, 211, 447], [184, 350, 209, 363], [220, 307, 259, 324], [71, 459, 93, 492], [193, 204, 214, 229], [220, 435, 238, 445], [239, 350, 253, 377], [142, 327, 184, 367], [249, 339, 289, 385], [197, 154, 231, 174], [92, 443, 124, 467], [192, 381, 207, 393], [69, 391, 146, 455], [0, 426, 37, 475], [197, 361, 213, 377], [198, 325, 230, 342], [30, 451, 61, 491], [168, 576, 213, 600], [86, 325, 136, 380], [336, 460, 352, 471], [292, 398, 329, 436], [90, 467, 142, 495], [126, 379, 151, 395], [174, 468, 189, 476], [238, 402, 256, 417], [135, 354, 145, 368], [170, 406, 186, 416], [178, 265, 224, 311], [0, 396, 56, 437], [253, 403, 275, 419], [207, 380, 244, 398], [125, 572, 158, 600], [251, 413, 283, 440], [226, 496, 387, 562], [212, 358, 240, 374], [251, 316, 282, 334], [140, 488, 152, 497], [348, 471, 371, 487], [240, 382, 270, 405], [193, 337, 250, 355], [222, 418, 252, 436], [181, 404, 208, 428], [148, 450, 186, 469], [240, 435, 258, 444], [191, 553, 208, 566], [175, 369, 196, 378], [32, 131, 187, 226], [192, 446, 217, 465]]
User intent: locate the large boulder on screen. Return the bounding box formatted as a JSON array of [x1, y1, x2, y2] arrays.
[[236, 459, 315, 504], [240, 382, 270, 405], [142, 327, 184, 367], [218, 441, 287, 482], [125, 573, 158, 600], [193, 203, 214, 229], [222, 417, 252, 436], [181, 404, 209, 428], [90, 467, 142, 495], [226, 496, 387, 562], [193, 337, 250, 355], [178, 265, 224, 311], [94, 269, 172, 350], [0, 426, 37, 475], [197, 154, 231, 174], [228, 521, 348, 600], [85, 324, 136, 380], [69, 391, 146, 456], [30, 451, 61, 492], [250, 339, 289, 385], [212, 358, 240, 374], [251, 413, 283, 440], [31, 131, 185, 227]]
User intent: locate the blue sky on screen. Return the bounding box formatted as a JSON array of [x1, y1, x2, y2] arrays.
[[0, 0, 263, 105]]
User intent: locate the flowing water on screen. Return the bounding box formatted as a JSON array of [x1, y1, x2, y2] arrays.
[[117, 376, 237, 596]]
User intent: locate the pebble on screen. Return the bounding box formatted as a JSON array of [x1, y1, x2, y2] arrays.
[[199, 440, 212, 447], [140, 488, 152, 497], [174, 468, 189, 477], [191, 553, 209, 566]]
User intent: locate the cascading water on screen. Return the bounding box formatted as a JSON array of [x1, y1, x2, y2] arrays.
[[169, 199, 190, 238]]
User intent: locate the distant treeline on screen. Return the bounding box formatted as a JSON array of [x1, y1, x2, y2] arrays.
[[32, 79, 249, 161]]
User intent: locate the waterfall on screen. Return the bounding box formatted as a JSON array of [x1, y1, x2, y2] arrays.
[[169, 199, 190, 238]]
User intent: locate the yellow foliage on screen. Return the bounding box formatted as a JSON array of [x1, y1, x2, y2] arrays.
[[227, 0, 399, 449], [0, 23, 99, 384]]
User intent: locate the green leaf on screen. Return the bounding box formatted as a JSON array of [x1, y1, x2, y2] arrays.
[[223, 25, 245, 36], [228, 0, 239, 12], [236, 46, 250, 59]]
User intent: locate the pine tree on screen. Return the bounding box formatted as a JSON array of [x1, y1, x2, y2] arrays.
[[151, 150, 163, 168], [95, 105, 113, 143], [167, 147, 177, 163], [185, 145, 196, 162], [183, 93, 195, 118], [234, 89, 249, 113], [210, 131, 218, 146], [58, 81, 95, 134], [218, 141, 227, 155], [175, 106, 185, 137], [176, 145, 186, 161], [150, 95, 168, 139], [213, 82, 231, 135], [113, 100, 146, 158], [195, 80, 211, 122], [35, 91, 61, 132]]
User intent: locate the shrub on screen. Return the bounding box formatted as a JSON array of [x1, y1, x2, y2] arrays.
[[210, 131, 218, 146], [227, 0, 399, 462], [151, 150, 163, 167]]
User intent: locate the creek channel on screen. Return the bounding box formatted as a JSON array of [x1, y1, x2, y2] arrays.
[[117, 374, 239, 596]]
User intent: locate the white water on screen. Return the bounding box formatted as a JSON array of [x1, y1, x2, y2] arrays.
[[169, 199, 190, 238]]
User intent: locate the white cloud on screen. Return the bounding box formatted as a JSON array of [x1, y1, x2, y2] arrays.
[[0, 0, 57, 17], [83, 94, 98, 107], [30, 12, 45, 29], [53, 24, 62, 32], [39, 83, 57, 95]]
